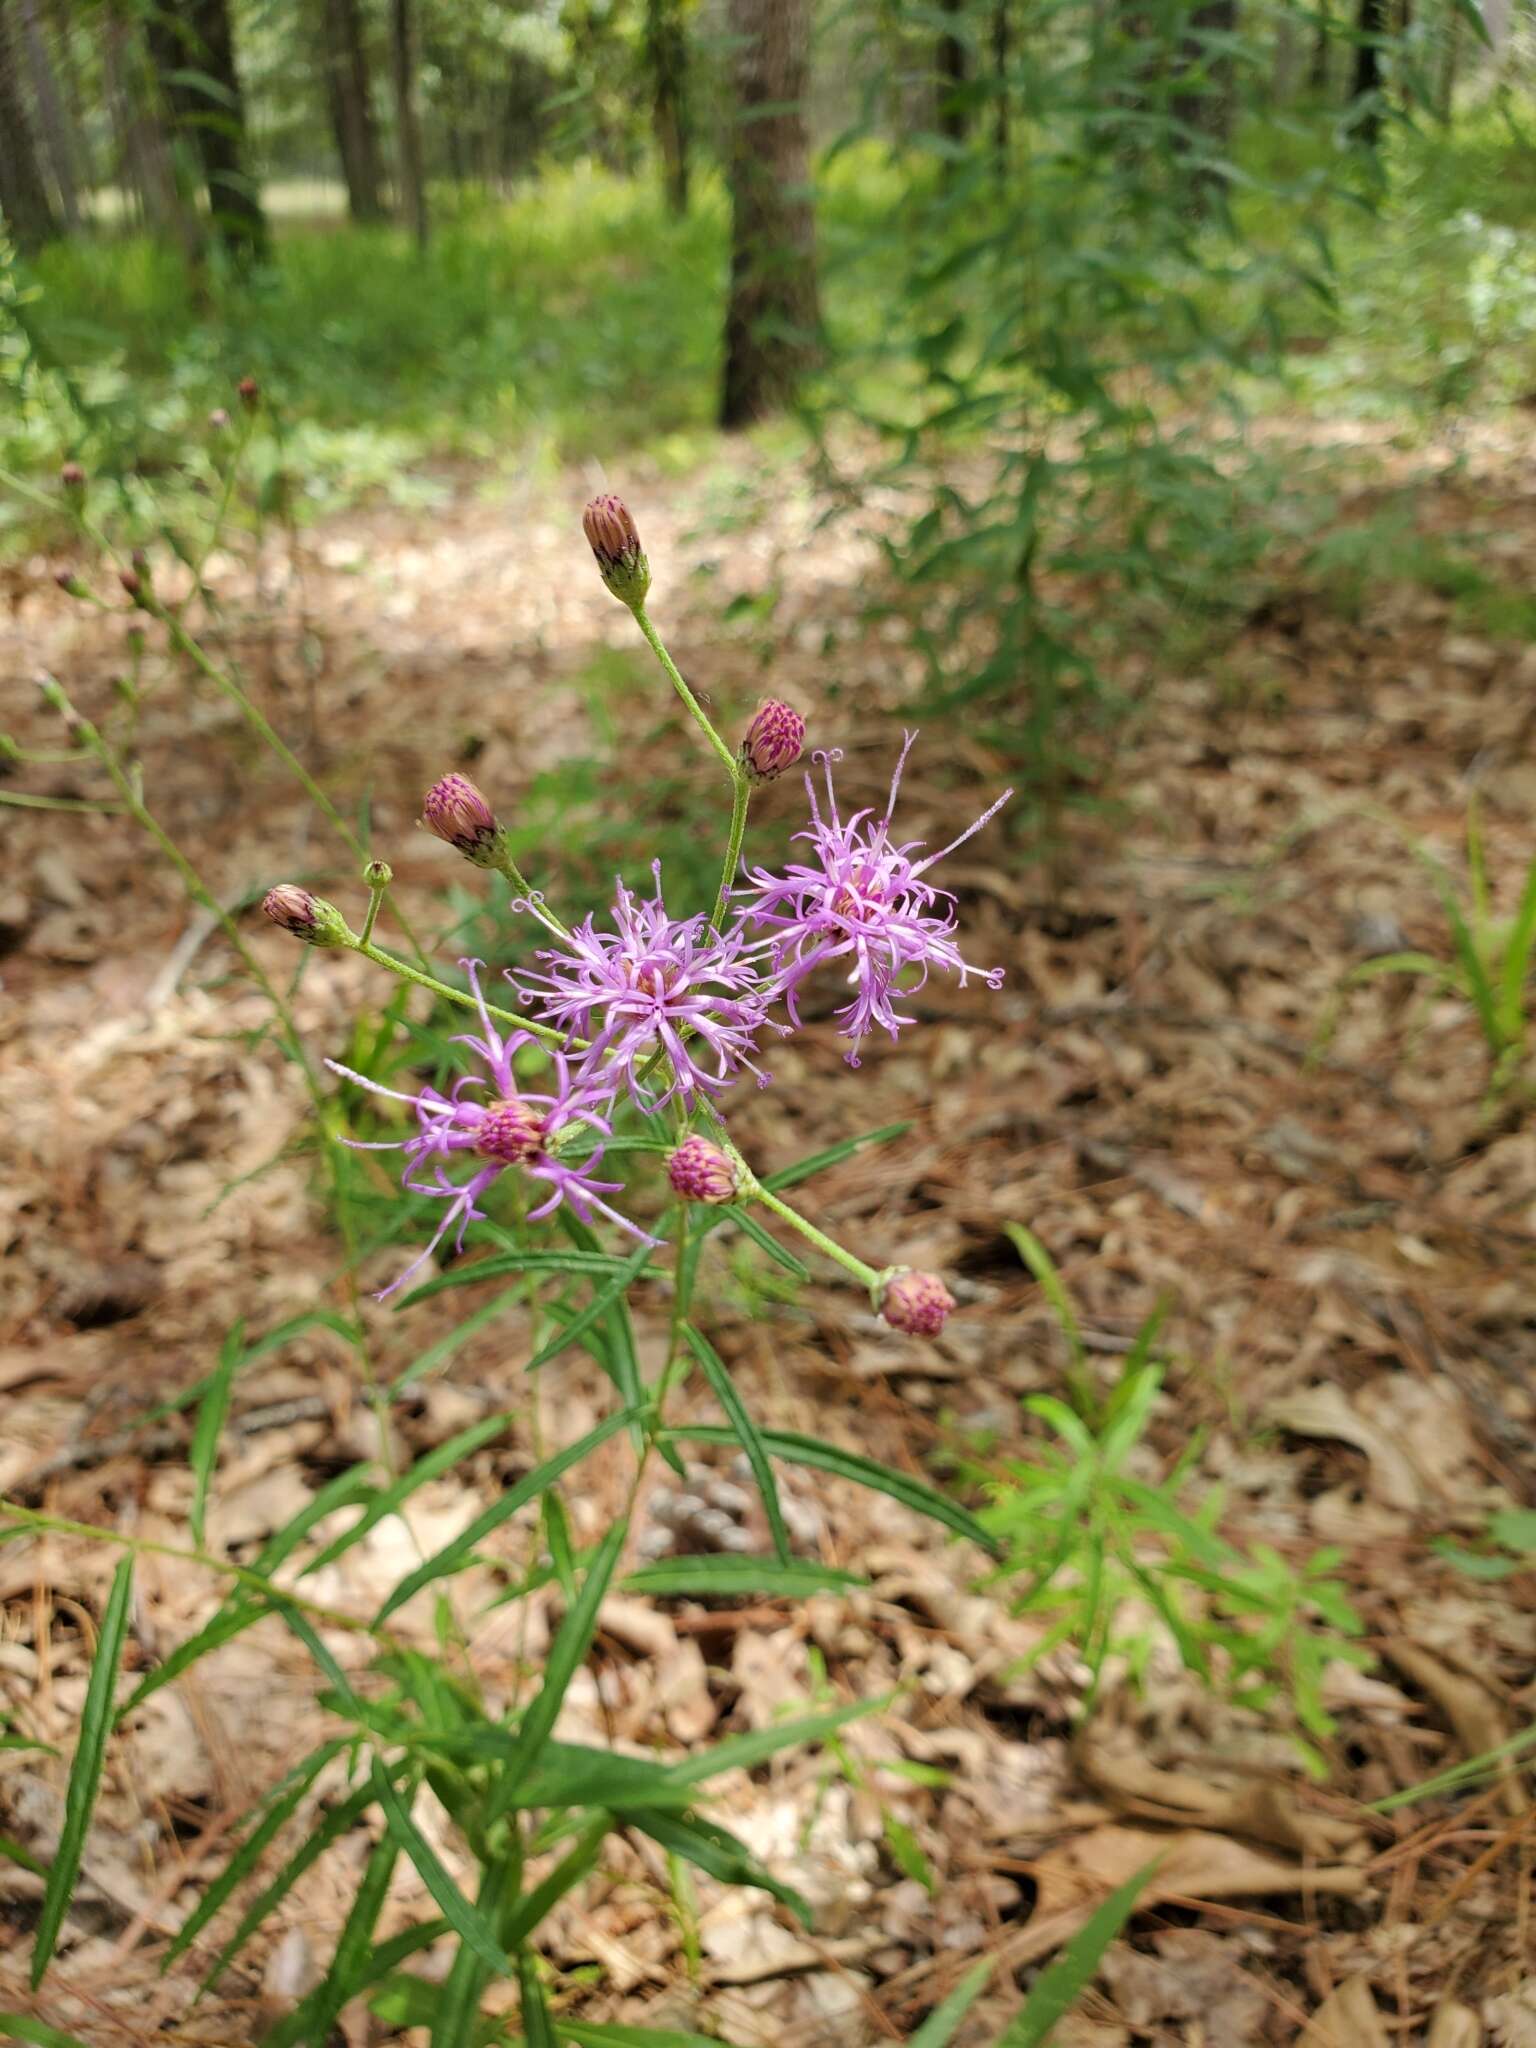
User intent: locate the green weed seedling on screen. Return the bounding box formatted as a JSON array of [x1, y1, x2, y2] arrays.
[[980, 1227, 1368, 1766], [1340, 797, 1536, 1099]]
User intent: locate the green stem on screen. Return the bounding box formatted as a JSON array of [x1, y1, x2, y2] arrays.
[[633, 603, 739, 785], [360, 881, 388, 947], [752, 1185, 882, 1291], [352, 938, 574, 1051], [712, 771, 751, 932]]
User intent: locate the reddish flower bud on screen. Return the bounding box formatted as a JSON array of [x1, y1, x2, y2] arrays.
[[54, 567, 87, 597], [741, 699, 806, 784], [237, 375, 260, 409], [208, 407, 231, 431], [879, 1269, 956, 1337], [59, 462, 86, 492], [582, 494, 650, 608], [422, 773, 503, 867], [262, 885, 352, 947], [667, 1134, 739, 1205], [118, 568, 145, 605]]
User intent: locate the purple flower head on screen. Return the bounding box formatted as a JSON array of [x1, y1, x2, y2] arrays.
[[880, 1268, 956, 1336], [513, 863, 776, 1111], [667, 1134, 739, 1205], [423, 773, 501, 867], [737, 733, 1012, 1065], [327, 960, 654, 1300], [741, 699, 806, 784]]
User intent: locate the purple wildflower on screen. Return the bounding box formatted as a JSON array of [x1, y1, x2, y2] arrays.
[[513, 864, 776, 1111], [741, 699, 806, 784], [880, 1269, 956, 1336], [667, 1134, 739, 1205], [737, 733, 1012, 1065], [327, 960, 653, 1300]]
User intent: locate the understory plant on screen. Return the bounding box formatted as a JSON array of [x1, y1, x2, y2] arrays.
[[980, 1227, 1368, 1766], [5, 477, 1033, 2043]]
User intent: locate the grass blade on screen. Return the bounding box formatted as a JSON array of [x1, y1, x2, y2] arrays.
[[662, 1695, 885, 1789], [387, 1290, 527, 1400], [623, 1556, 864, 1599], [909, 1959, 991, 2048], [201, 1778, 378, 1991], [375, 1407, 639, 1623], [189, 1321, 242, 1550], [728, 1207, 811, 1281], [400, 1249, 640, 1307], [519, 1951, 556, 2048], [621, 1807, 810, 1926], [484, 1516, 630, 1824], [0, 2019, 94, 2048], [1496, 852, 1536, 1045], [524, 1238, 655, 1376], [31, 1555, 133, 1988], [558, 2028, 727, 2048], [282, 1829, 400, 2047], [761, 1122, 913, 1193], [370, 1760, 511, 1977], [684, 1326, 791, 1565], [666, 1425, 998, 1555], [993, 1859, 1159, 2046]]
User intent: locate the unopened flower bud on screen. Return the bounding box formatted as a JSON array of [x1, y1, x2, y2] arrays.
[[476, 1096, 545, 1165], [208, 407, 231, 431], [741, 699, 805, 784], [879, 1268, 956, 1337], [237, 375, 260, 409], [60, 462, 86, 493], [582, 495, 650, 609], [118, 568, 145, 605], [54, 568, 88, 598], [422, 773, 502, 867], [262, 885, 353, 947], [667, 1134, 739, 1205], [363, 858, 393, 888]]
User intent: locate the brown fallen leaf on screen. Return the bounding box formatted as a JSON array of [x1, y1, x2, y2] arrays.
[[994, 1825, 1366, 1972], [1077, 1723, 1363, 1858], [1382, 1641, 1525, 1817], [1427, 2001, 1483, 2048], [1300, 1975, 1390, 2048], [1266, 1384, 1422, 1511], [1099, 1927, 1267, 2037]]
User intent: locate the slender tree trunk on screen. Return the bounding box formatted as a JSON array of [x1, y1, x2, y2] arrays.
[[146, 0, 268, 263], [318, 0, 385, 220], [0, 0, 59, 250], [388, 0, 428, 248], [117, 3, 205, 260], [19, 0, 79, 226], [1309, 0, 1331, 88], [936, 0, 968, 150], [1351, 0, 1387, 140], [992, 0, 1011, 164], [1438, 1, 1461, 118], [720, 0, 821, 427], [1171, 0, 1237, 201], [645, 0, 691, 215]]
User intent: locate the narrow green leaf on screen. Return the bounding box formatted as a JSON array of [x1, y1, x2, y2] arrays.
[[502, 1817, 609, 1946], [556, 1212, 647, 1429], [301, 1413, 514, 1580], [201, 1779, 378, 1991], [621, 1807, 811, 1927], [559, 2026, 728, 2048], [761, 1122, 912, 1193], [519, 1952, 556, 2048], [662, 1695, 886, 1789], [387, 1290, 527, 1400], [666, 1426, 998, 1555], [287, 1830, 400, 2047], [190, 1321, 242, 1550], [882, 1811, 933, 1890], [162, 1739, 350, 1970], [1496, 855, 1536, 1045], [267, 1923, 449, 2048], [909, 1960, 991, 2048], [32, 1555, 133, 1988], [376, 1408, 639, 1623], [484, 1517, 630, 1824], [524, 1237, 655, 1375], [728, 1207, 811, 1281], [993, 1860, 1160, 2047], [0, 2018, 94, 2048], [1002, 1224, 1084, 1369], [543, 1493, 577, 1601], [623, 1556, 865, 1600], [400, 1249, 636, 1307], [431, 1856, 517, 2048], [684, 1327, 791, 1566], [371, 1761, 511, 1977], [0, 1833, 46, 1877]]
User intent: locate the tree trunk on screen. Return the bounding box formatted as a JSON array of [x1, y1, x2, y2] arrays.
[[1308, 0, 1331, 89], [720, 0, 820, 428], [0, 0, 58, 250], [388, 0, 428, 249], [1171, 0, 1237, 194], [992, 0, 1011, 166], [146, 0, 268, 263], [936, 0, 968, 150], [1351, 0, 1386, 140], [19, 0, 80, 227], [645, 0, 691, 215], [319, 0, 385, 220]]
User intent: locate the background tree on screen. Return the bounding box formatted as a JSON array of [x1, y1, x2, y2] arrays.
[[19, 0, 81, 231], [318, 0, 386, 221], [389, 0, 429, 247], [146, 0, 269, 264], [644, 0, 691, 214], [720, 0, 821, 427], [1352, 0, 1389, 138], [0, 0, 59, 250]]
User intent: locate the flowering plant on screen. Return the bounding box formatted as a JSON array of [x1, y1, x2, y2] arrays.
[[267, 496, 1013, 1336]]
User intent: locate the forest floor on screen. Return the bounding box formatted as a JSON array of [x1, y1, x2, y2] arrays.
[[1, 424, 1534, 2047]]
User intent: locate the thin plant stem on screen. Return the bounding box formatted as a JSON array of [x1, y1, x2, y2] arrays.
[[632, 604, 739, 785], [352, 938, 576, 1052], [360, 878, 389, 947], [712, 772, 751, 932], [752, 1184, 882, 1292]]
